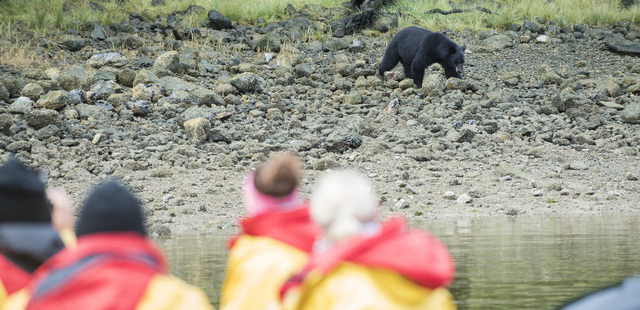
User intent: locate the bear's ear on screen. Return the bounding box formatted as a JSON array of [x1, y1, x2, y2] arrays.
[[461, 44, 466, 50]]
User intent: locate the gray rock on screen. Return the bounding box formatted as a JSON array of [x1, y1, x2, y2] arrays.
[[477, 34, 511, 52], [539, 64, 563, 85], [290, 140, 312, 152], [35, 124, 60, 140], [125, 100, 150, 116], [446, 126, 476, 143], [88, 52, 127, 68], [208, 9, 232, 29], [75, 103, 112, 121], [179, 106, 215, 124], [151, 224, 171, 236], [36, 90, 69, 110], [92, 70, 116, 82], [574, 23, 587, 33], [91, 24, 106, 40], [67, 89, 86, 105], [457, 193, 472, 204], [310, 157, 340, 171], [184, 118, 211, 144], [26, 109, 62, 129], [392, 199, 409, 210], [253, 31, 281, 53], [153, 51, 182, 77], [524, 21, 543, 33], [0, 114, 12, 134], [230, 73, 265, 93], [88, 80, 120, 101], [567, 161, 589, 170], [20, 83, 44, 101], [334, 63, 357, 77], [191, 87, 225, 106], [597, 78, 623, 97], [118, 68, 136, 87], [446, 78, 476, 91], [620, 102, 640, 124], [536, 35, 551, 43], [59, 39, 90, 52], [294, 63, 314, 78], [0, 82, 9, 101], [133, 69, 161, 86], [349, 36, 367, 52], [344, 92, 362, 105], [510, 24, 522, 32], [372, 14, 398, 33], [57, 65, 89, 91], [6, 141, 31, 152], [421, 74, 446, 96], [322, 38, 349, 51], [8, 97, 35, 114], [132, 83, 164, 102]]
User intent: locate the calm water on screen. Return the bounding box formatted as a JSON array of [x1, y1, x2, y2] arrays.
[[157, 215, 640, 309]]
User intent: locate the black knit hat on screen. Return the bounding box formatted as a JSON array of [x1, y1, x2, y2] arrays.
[[75, 181, 146, 237], [0, 158, 51, 223]]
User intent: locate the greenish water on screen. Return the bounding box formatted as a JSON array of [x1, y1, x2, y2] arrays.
[[157, 215, 640, 309]]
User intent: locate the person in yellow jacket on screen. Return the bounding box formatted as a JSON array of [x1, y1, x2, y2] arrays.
[[220, 153, 320, 310], [280, 169, 457, 310], [4, 181, 214, 310], [0, 158, 66, 307]]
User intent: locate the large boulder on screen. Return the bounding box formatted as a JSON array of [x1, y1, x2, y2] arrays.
[[153, 51, 182, 77], [252, 31, 281, 52], [36, 90, 69, 110], [26, 109, 62, 129], [208, 10, 232, 30], [230, 73, 265, 93], [183, 117, 211, 144]]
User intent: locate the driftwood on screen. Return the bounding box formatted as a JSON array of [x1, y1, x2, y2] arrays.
[[426, 6, 493, 15], [606, 43, 640, 56]]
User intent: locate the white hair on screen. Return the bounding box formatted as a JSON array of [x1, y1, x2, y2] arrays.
[[310, 169, 378, 242]]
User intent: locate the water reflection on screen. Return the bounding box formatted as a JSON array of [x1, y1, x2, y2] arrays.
[[157, 215, 640, 309]]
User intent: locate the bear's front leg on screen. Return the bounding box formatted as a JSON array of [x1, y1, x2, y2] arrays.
[[410, 61, 427, 88]]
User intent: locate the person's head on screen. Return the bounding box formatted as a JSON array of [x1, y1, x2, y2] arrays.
[[243, 152, 303, 216], [75, 181, 146, 237], [0, 157, 51, 223], [310, 169, 378, 242]]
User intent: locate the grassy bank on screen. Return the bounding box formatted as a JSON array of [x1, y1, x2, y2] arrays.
[[0, 0, 639, 34]]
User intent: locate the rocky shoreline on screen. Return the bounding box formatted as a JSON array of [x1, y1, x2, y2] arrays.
[[1, 5, 640, 235]]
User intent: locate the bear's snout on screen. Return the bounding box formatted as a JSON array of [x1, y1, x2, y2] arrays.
[[456, 64, 464, 73]]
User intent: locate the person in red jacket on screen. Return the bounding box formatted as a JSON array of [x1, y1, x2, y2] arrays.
[[281, 169, 457, 310], [4, 181, 214, 310], [0, 158, 65, 306], [220, 153, 320, 310]]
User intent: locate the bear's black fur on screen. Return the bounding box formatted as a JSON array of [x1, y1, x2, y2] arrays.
[[379, 26, 466, 88]]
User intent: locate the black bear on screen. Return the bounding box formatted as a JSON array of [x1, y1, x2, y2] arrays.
[[379, 26, 466, 88]]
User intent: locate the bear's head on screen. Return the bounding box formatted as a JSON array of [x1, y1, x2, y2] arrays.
[[449, 44, 466, 75]]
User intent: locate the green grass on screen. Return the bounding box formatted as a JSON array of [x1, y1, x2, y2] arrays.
[[396, 0, 640, 31], [0, 0, 639, 35]]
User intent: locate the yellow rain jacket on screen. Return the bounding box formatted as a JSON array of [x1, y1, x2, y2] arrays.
[[282, 217, 456, 310], [220, 206, 320, 310], [283, 262, 456, 310]]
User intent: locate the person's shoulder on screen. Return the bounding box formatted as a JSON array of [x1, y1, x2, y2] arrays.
[[137, 274, 215, 310]]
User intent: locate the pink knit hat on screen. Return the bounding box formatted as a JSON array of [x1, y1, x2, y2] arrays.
[[243, 173, 301, 216]]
